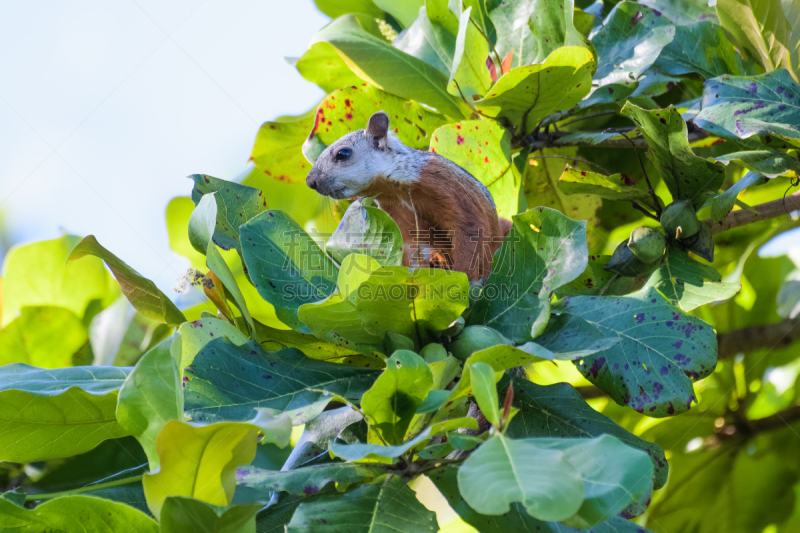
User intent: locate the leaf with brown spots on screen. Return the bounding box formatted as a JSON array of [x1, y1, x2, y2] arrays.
[[303, 84, 448, 162], [622, 102, 726, 208]]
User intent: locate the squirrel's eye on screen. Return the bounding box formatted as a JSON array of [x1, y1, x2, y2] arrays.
[[335, 148, 352, 161]]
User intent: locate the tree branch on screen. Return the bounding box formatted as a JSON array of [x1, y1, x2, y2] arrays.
[[717, 317, 800, 360], [522, 129, 710, 150], [747, 404, 800, 433], [704, 191, 800, 235]]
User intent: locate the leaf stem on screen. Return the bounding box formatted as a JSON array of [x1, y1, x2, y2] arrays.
[[25, 475, 144, 501], [616, 129, 662, 217]]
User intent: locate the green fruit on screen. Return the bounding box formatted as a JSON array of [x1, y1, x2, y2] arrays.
[[604, 240, 660, 278], [420, 343, 448, 363], [686, 223, 714, 262], [661, 200, 700, 240], [627, 226, 666, 263], [447, 326, 512, 361]]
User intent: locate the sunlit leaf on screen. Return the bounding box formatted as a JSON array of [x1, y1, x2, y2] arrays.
[[429, 120, 519, 219], [716, 0, 792, 75], [476, 46, 595, 133], [0, 364, 130, 462], [0, 306, 87, 367], [1, 235, 118, 327], [326, 198, 404, 266], [468, 207, 588, 342], [236, 463, 385, 496], [0, 495, 158, 532], [558, 166, 651, 201]]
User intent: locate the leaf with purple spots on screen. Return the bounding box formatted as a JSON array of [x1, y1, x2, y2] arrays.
[[695, 70, 800, 149], [645, 247, 740, 311], [520, 312, 621, 360], [565, 287, 717, 417], [286, 475, 438, 533]]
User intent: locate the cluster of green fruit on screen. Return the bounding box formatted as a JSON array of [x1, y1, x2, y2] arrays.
[[605, 200, 712, 278]]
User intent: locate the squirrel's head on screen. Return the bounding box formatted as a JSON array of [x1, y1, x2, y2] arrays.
[[306, 111, 399, 199]]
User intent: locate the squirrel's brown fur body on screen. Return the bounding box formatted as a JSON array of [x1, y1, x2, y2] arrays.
[[306, 111, 511, 281]]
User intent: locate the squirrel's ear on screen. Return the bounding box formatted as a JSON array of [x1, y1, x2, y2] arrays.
[[366, 111, 390, 149]]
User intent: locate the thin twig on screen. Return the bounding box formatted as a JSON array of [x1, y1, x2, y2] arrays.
[[631, 201, 660, 221], [528, 154, 610, 174], [558, 110, 618, 128], [616, 129, 662, 216], [598, 273, 620, 296]]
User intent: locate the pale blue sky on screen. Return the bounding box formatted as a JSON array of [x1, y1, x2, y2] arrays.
[[0, 0, 327, 294]]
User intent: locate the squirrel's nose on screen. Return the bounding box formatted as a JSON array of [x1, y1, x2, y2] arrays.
[[306, 173, 319, 190]]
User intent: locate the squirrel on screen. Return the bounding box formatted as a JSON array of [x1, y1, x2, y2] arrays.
[[306, 111, 512, 282]]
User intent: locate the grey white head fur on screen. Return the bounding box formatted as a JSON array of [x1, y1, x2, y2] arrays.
[[305, 111, 425, 199]]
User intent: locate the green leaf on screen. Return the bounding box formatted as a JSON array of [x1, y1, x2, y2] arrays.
[[0, 306, 87, 367], [527, 0, 593, 64], [430, 465, 652, 533], [303, 260, 469, 347], [476, 46, 596, 133], [142, 420, 259, 516], [160, 497, 261, 533], [282, 406, 363, 471], [373, 0, 424, 27], [361, 350, 433, 444], [564, 287, 718, 417], [190, 174, 268, 256], [184, 339, 378, 425], [286, 475, 438, 533], [501, 376, 668, 489], [1, 235, 118, 327], [326, 198, 404, 266], [522, 312, 620, 360], [558, 166, 652, 201], [0, 495, 158, 532], [621, 103, 726, 207], [116, 336, 183, 470], [716, 0, 792, 74], [457, 433, 584, 520], [429, 120, 519, 219], [166, 196, 221, 269], [656, 21, 760, 78], [639, 0, 718, 26], [645, 247, 741, 312], [0, 364, 130, 462], [303, 84, 449, 162], [236, 463, 385, 496], [714, 149, 800, 178], [710, 171, 770, 222], [312, 15, 467, 118], [467, 207, 589, 342], [313, 0, 385, 19], [329, 427, 432, 461], [249, 109, 316, 185], [189, 193, 256, 338], [177, 317, 249, 369], [468, 361, 500, 426], [485, 0, 537, 69], [590, 2, 676, 88], [695, 70, 800, 148], [256, 320, 384, 367], [68, 235, 186, 326], [532, 435, 653, 528], [240, 210, 338, 331], [290, 42, 362, 93]]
